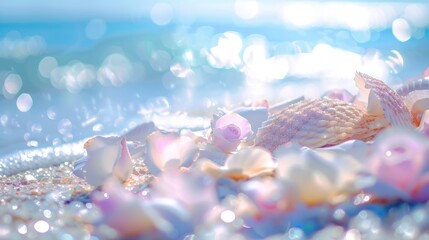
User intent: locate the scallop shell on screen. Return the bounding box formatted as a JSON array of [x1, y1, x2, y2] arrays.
[[256, 98, 385, 151], [403, 90, 429, 125], [256, 72, 413, 151], [354, 72, 413, 127]]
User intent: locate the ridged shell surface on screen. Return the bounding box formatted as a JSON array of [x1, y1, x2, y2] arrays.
[[256, 98, 389, 151]]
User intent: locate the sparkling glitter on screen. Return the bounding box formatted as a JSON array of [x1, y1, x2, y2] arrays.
[[17, 224, 27, 234], [288, 228, 305, 239], [43, 209, 52, 218], [47, 107, 57, 120], [220, 210, 236, 223], [333, 209, 346, 221], [34, 220, 49, 233]]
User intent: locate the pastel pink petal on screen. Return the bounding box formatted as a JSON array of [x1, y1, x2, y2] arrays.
[[215, 113, 252, 139], [224, 147, 275, 178], [93, 178, 172, 237], [75, 136, 133, 186], [219, 124, 241, 140], [370, 128, 429, 192], [152, 170, 217, 221], [113, 138, 133, 182], [212, 129, 241, 153], [146, 131, 198, 175], [242, 178, 297, 213], [92, 178, 134, 214], [412, 174, 429, 201], [362, 177, 410, 200]]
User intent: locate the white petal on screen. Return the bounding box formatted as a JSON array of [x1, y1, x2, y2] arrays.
[[146, 131, 199, 175], [83, 136, 122, 186], [225, 147, 275, 178], [73, 136, 133, 186], [113, 138, 133, 182]]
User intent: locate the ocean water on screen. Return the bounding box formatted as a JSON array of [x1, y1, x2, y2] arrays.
[[1, 0, 429, 158]]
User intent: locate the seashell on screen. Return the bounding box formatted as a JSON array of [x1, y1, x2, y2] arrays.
[[145, 131, 199, 175], [418, 110, 429, 136], [256, 72, 413, 152], [197, 147, 275, 180], [403, 90, 429, 125], [256, 98, 387, 151], [269, 96, 305, 115], [321, 88, 354, 103], [73, 136, 133, 186], [396, 76, 429, 96], [354, 71, 413, 127]]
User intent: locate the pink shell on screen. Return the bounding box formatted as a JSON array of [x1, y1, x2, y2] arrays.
[[256, 98, 385, 151], [354, 72, 413, 127], [256, 72, 413, 152]]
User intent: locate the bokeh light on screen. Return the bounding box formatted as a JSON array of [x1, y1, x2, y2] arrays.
[[16, 93, 33, 112], [39, 56, 58, 78], [150, 2, 174, 26], [2, 73, 22, 98], [234, 0, 259, 20], [392, 18, 411, 42]]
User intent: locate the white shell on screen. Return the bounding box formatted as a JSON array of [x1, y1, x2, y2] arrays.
[[403, 90, 429, 125]]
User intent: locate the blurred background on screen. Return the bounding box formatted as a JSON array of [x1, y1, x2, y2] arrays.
[[1, 0, 429, 156]]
